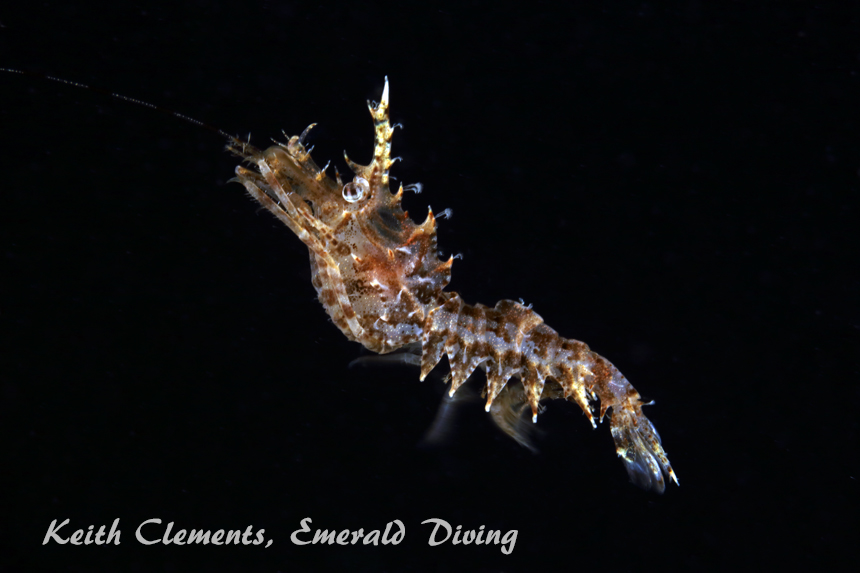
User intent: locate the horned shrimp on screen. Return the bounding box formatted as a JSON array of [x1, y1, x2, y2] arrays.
[[227, 78, 678, 492], [2, 68, 678, 491]]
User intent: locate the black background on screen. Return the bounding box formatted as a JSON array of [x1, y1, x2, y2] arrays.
[[2, 2, 858, 571]]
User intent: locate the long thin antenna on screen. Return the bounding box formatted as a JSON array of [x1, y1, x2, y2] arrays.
[[1, 67, 234, 140]]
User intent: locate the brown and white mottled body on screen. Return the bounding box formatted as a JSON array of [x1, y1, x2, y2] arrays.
[[420, 295, 675, 492], [228, 78, 678, 492]]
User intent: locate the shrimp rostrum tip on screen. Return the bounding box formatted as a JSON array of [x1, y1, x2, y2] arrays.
[[227, 77, 678, 492]]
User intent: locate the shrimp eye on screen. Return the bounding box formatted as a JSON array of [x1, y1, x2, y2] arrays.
[[342, 177, 369, 203]]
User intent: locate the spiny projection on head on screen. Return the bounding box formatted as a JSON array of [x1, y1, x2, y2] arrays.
[[227, 77, 678, 493]]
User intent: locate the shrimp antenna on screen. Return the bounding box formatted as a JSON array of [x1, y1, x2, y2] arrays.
[[1, 67, 234, 141]]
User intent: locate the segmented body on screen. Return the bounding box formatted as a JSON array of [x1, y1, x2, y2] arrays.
[[228, 78, 678, 492]]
